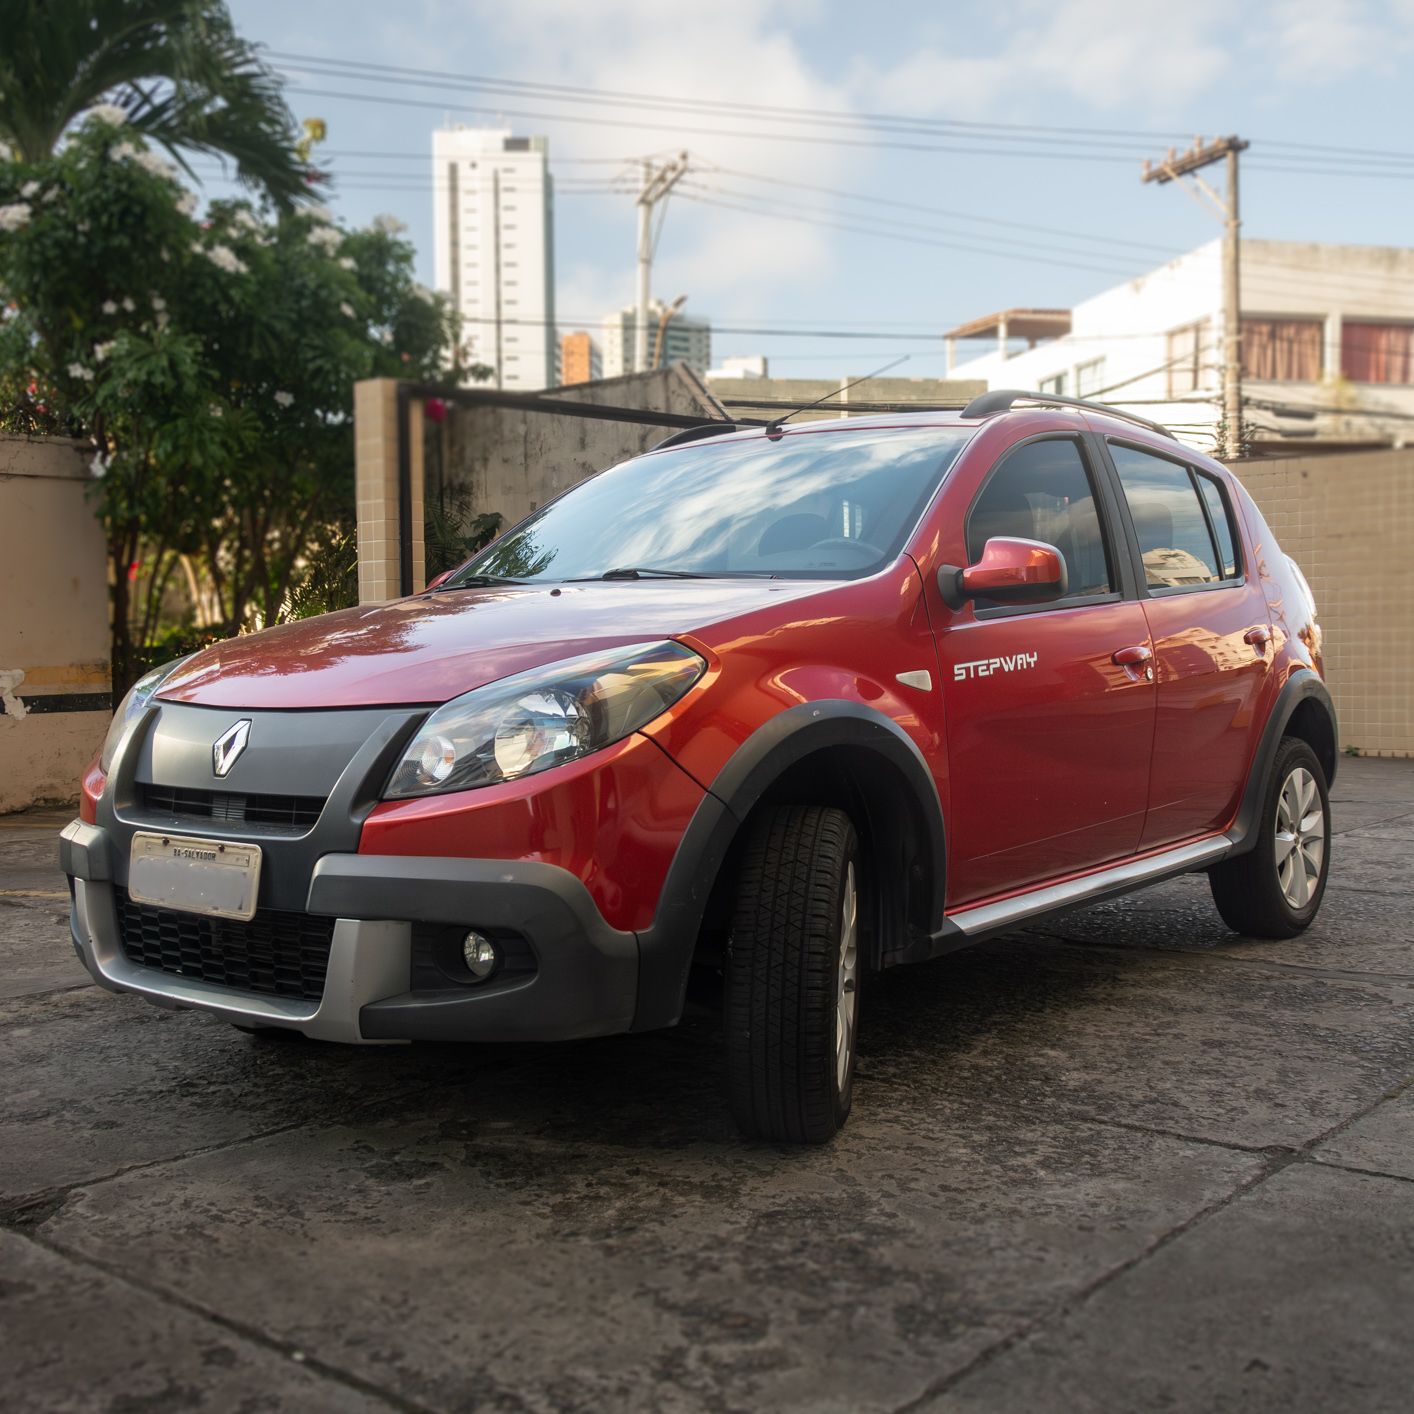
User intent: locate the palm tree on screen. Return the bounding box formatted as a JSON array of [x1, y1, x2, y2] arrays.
[[0, 0, 309, 207]]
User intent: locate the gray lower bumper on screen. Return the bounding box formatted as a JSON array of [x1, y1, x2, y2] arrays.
[[61, 819, 639, 1044]]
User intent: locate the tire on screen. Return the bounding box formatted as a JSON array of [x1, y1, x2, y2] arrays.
[[725, 805, 861, 1143], [1209, 737, 1331, 938]]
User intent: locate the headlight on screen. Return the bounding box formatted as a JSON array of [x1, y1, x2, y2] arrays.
[[385, 640, 705, 799], [99, 658, 188, 772]]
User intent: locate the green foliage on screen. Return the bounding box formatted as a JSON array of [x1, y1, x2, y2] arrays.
[[285, 525, 359, 620], [0, 0, 309, 207], [425, 484, 503, 581], [0, 117, 466, 689]]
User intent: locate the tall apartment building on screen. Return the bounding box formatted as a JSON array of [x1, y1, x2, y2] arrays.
[[601, 300, 711, 377], [432, 127, 556, 391], [559, 330, 602, 386]]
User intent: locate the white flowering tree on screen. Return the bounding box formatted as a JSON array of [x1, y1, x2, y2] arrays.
[[0, 117, 463, 691]]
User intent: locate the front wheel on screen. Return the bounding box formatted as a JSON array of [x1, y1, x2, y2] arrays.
[[725, 805, 861, 1143], [1209, 737, 1331, 938]]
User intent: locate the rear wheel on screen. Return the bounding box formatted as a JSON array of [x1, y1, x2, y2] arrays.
[[725, 805, 860, 1143], [1209, 737, 1330, 938]]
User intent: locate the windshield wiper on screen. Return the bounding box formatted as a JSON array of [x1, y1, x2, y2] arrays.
[[433, 573, 529, 589], [573, 566, 710, 581]]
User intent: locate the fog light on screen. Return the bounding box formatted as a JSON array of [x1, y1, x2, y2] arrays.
[[462, 931, 498, 979]]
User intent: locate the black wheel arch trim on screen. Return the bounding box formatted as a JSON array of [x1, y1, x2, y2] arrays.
[[1229, 669, 1337, 853], [631, 700, 948, 1031]]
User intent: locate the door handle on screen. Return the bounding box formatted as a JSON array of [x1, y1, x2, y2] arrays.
[[1244, 626, 1273, 650], [1111, 645, 1153, 666]]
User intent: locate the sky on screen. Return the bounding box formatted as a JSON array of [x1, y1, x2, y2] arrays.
[[217, 0, 1414, 380]]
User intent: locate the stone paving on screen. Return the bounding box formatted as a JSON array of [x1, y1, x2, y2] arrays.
[[2, 759, 1412, 1412]]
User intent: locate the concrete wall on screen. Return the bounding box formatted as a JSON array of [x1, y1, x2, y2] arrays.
[[0, 435, 111, 811], [1233, 447, 1414, 757], [436, 364, 723, 539], [354, 365, 724, 601], [708, 375, 987, 424]]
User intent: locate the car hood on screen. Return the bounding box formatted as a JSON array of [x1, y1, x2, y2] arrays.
[[157, 579, 839, 709]]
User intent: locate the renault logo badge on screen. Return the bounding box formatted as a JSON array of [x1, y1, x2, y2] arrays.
[[212, 720, 251, 778]]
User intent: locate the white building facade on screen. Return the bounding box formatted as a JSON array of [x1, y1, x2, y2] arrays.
[[946, 241, 1414, 452], [432, 128, 556, 391], [601, 300, 711, 378]]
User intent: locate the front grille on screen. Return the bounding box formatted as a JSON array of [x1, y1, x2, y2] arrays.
[[114, 887, 335, 1002], [140, 784, 325, 830]]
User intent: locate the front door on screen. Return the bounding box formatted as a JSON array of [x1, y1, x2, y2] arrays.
[[933, 435, 1157, 908]]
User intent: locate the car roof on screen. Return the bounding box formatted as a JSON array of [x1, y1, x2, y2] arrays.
[[649, 403, 1213, 468]]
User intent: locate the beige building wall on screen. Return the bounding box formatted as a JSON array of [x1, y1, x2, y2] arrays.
[[0, 435, 111, 811], [1234, 447, 1413, 757]]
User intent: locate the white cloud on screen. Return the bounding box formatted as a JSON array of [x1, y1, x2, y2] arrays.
[[409, 0, 849, 315], [854, 0, 1232, 117], [1265, 0, 1408, 81]]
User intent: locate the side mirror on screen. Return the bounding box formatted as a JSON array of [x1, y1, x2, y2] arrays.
[[425, 570, 453, 591], [938, 537, 1068, 609]]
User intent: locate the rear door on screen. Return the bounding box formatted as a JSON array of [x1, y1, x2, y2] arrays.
[[1102, 440, 1274, 849], [931, 434, 1157, 906]]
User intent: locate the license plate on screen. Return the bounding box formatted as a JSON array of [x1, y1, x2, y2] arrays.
[[128, 832, 263, 922]]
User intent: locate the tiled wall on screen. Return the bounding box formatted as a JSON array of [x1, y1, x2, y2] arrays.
[[354, 379, 423, 603], [1235, 448, 1413, 757]]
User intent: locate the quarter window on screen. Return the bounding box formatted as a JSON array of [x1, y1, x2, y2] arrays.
[[966, 439, 1114, 600], [1110, 444, 1236, 590], [1196, 473, 1240, 578]]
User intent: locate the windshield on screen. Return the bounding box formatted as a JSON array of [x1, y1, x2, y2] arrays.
[[448, 425, 973, 585]]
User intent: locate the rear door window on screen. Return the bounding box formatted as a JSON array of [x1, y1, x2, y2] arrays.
[[1109, 444, 1232, 591]]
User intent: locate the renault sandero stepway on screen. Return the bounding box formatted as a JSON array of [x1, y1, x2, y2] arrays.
[[61, 391, 1337, 1142]]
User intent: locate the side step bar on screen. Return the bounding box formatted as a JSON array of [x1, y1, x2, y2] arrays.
[[936, 835, 1233, 951]]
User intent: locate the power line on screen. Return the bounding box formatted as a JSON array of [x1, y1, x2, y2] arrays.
[[700, 163, 1182, 256], [293, 146, 1186, 258], [281, 84, 1155, 163], [672, 188, 1143, 278], [270, 51, 1186, 146], [279, 80, 1414, 183], [676, 177, 1143, 275], [269, 50, 1414, 169], [448, 312, 1414, 365]]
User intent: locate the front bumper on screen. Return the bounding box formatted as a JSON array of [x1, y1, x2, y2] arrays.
[[62, 819, 638, 1044]]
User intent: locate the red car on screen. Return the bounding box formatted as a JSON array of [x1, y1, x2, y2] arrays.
[[61, 391, 1336, 1142]]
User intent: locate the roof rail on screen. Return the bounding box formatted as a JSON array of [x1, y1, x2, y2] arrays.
[[961, 389, 1177, 441], [649, 420, 761, 451]]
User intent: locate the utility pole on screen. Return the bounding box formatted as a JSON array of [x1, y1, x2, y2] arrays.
[[1142, 135, 1249, 460], [634, 152, 690, 373]]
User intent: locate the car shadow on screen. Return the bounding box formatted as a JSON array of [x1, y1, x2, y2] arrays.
[[234, 923, 1141, 1153]]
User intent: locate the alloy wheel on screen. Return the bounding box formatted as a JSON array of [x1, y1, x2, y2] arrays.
[[1275, 765, 1325, 909]]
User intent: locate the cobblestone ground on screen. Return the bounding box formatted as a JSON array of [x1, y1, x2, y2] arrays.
[[3, 758, 1412, 1412]]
